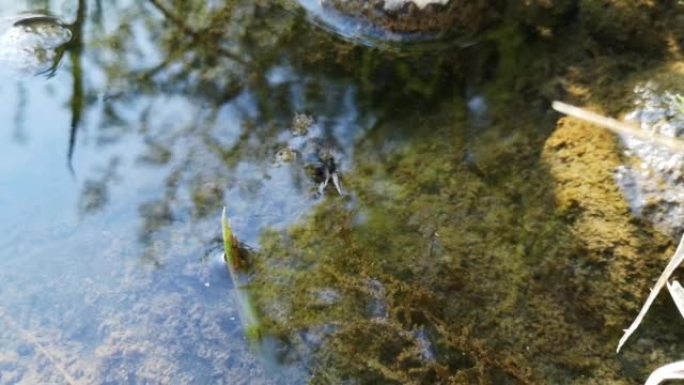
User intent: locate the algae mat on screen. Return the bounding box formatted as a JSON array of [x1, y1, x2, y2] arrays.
[[243, 100, 678, 384]]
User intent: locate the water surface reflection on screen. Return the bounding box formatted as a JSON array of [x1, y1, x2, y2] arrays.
[[0, 0, 465, 383], [2, 0, 672, 384]]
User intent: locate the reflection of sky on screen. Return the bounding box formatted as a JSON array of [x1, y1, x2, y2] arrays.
[[0, 1, 286, 383], [0, 0, 360, 382], [0, 76, 76, 243]]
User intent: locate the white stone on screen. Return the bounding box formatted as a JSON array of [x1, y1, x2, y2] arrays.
[[614, 82, 684, 237]]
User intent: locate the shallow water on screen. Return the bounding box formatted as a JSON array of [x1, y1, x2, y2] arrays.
[[0, 1, 680, 384]]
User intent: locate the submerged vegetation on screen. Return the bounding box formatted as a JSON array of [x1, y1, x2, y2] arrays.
[[552, 97, 684, 383], [222, 208, 262, 342], [2, 0, 684, 384]]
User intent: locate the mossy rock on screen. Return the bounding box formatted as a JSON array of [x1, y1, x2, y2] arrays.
[[323, 0, 502, 36]]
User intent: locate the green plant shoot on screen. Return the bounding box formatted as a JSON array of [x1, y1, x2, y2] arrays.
[[222, 207, 240, 271], [221, 207, 262, 343]]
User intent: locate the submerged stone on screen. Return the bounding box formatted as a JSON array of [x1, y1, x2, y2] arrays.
[[383, 0, 449, 10], [323, 0, 496, 34], [615, 81, 684, 237], [297, 0, 499, 45], [0, 12, 71, 75]]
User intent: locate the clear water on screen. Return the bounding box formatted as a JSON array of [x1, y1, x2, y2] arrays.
[[0, 1, 678, 384], [0, 1, 318, 383]]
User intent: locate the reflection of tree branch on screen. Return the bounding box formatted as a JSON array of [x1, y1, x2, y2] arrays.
[[66, 0, 86, 176], [146, 0, 248, 66], [202, 126, 249, 169], [40, 45, 67, 78], [139, 56, 175, 81], [25, 15, 72, 78], [93, 0, 104, 30]]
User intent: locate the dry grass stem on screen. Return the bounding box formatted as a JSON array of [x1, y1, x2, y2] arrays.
[[552, 101, 684, 152], [644, 360, 684, 385], [616, 234, 684, 352], [666, 280, 684, 319]]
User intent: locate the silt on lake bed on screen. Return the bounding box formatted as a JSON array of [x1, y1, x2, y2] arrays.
[[0, 0, 683, 384]]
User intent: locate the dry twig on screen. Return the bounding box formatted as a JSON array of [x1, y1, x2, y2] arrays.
[[552, 101, 684, 152], [616, 234, 684, 352], [644, 360, 684, 385]]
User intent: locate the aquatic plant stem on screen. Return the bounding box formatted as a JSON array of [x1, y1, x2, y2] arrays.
[[552, 101, 684, 152], [222, 207, 239, 272], [0, 307, 81, 385], [221, 208, 262, 342], [617, 233, 684, 352]]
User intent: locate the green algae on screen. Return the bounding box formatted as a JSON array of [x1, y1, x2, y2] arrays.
[[136, 1, 684, 382], [239, 93, 675, 383], [199, 3, 684, 382]]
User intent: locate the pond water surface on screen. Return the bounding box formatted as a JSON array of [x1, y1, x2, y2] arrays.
[[0, 1, 681, 384]]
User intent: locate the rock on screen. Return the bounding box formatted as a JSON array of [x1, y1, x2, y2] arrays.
[[334, 0, 497, 34], [0, 13, 71, 75], [312, 0, 501, 42], [615, 81, 684, 238], [383, 0, 449, 10]]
